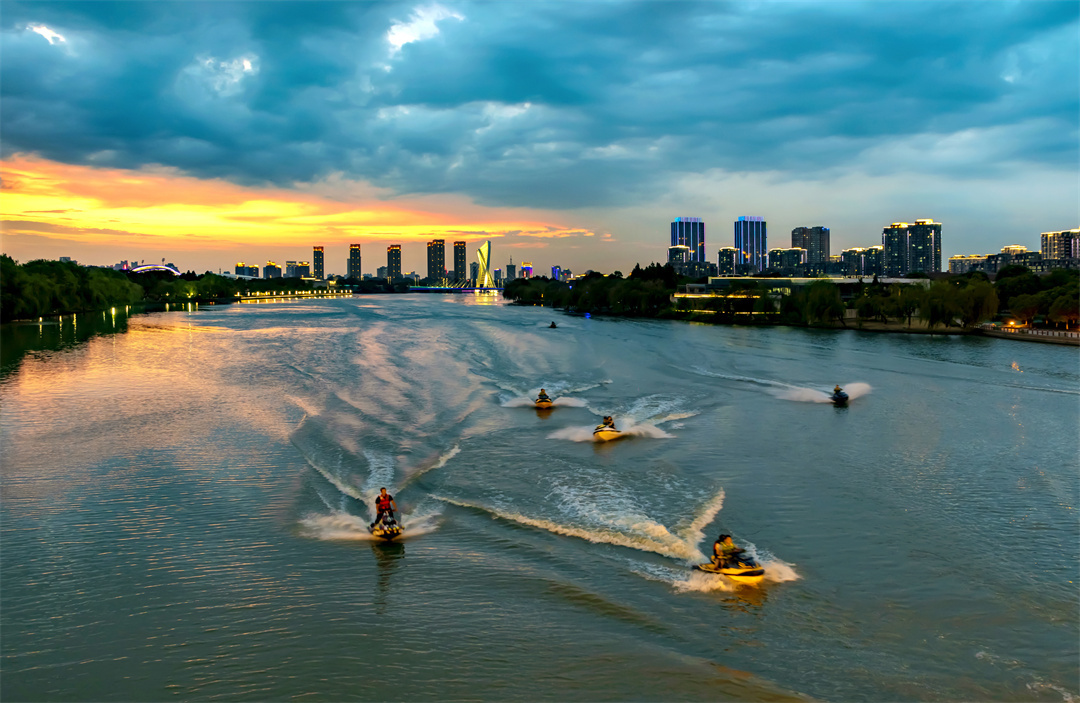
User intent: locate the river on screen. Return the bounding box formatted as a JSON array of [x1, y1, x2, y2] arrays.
[[2, 294, 1077, 701]]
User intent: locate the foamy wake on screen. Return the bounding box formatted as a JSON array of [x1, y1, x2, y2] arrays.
[[399, 444, 460, 489], [500, 396, 589, 408], [300, 505, 443, 542], [548, 420, 674, 442], [435, 494, 710, 560], [771, 381, 873, 403]]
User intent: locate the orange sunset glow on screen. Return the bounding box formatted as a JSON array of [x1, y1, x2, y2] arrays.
[[1, 155, 597, 269]]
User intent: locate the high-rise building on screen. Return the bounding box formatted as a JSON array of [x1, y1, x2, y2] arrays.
[[313, 246, 324, 279], [494, 268, 503, 286], [791, 226, 830, 268], [948, 255, 989, 274], [347, 244, 362, 280], [521, 262, 533, 278], [386, 245, 402, 281], [768, 248, 806, 275], [453, 241, 467, 283], [882, 219, 942, 276], [734, 216, 767, 272], [841, 247, 884, 276], [377, 265, 388, 279], [469, 261, 479, 283], [671, 217, 706, 262], [285, 261, 311, 278], [235, 263, 259, 277], [717, 247, 737, 276], [1041, 228, 1079, 260], [427, 239, 446, 281], [506, 260, 516, 281], [668, 245, 691, 266], [263, 261, 282, 278], [551, 266, 562, 281]]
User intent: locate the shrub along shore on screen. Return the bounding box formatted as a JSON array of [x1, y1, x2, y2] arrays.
[[502, 263, 1079, 338]]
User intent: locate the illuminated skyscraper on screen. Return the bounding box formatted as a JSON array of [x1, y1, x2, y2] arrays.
[[734, 216, 767, 272], [506, 259, 516, 281], [313, 246, 324, 279], [476, 240, 495, 288], [791, 226, 830, 268], [717, 247, 737, 276], [1041, 228, 1079, 259], [263, 261, 282, 278], [551, 265, 562, 281], [453, 241, 467, 283], [671, 217, 706, 262], [285, 261, 310, 278], [882, 220, 941, 276], [521, 262, 533, 278], [427, 239, 446, 281], [347, 244, 362, 279], [387, 245, 402, 281], [235, 263, 259, 277]]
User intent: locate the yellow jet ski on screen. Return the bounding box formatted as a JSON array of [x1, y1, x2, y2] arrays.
[[592, 424, 622, 442], [535, 396, 554, 409], [694, 554, 765, 584], [369, 518, 403, 541]]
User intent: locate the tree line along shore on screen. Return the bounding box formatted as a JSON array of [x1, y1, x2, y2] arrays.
[[501, 262, 1079, 334], [3, 255, 1077, 336], [0, 255, 412, 322]]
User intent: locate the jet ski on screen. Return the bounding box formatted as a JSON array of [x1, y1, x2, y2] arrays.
[[592, 425, 622, 442], [830, 390, 849, 406], [694, 554, 766, 584], [535, 396, 554, 408], [369, 517, 403, 541]]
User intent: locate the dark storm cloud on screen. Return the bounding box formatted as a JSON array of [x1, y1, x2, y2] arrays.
[[2, 1, 1076, 208]]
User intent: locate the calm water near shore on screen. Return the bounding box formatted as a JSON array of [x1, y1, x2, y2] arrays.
[[2, 294, 1077, 701]]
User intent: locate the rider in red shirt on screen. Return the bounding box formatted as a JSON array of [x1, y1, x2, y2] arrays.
[[371, 487, 398, 528]]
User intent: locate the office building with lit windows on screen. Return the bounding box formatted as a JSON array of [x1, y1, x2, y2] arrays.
[[347, 244, 362, 279], [791, 226, 830, 268], [521, 262, 533, 278], [386, 245, 402, 281], [313, 246, 324, 279], [427, 239, 446, 281], [285, 261, 310, 278], [717, 247, 737, 276], [671, 217, 706, 262], [235, 263, 259, 277], [882, 219, 942, 276], [453, 241, 467, 283], [734, 216, 767, 272], [767, 248, 806, 275], [263, 262, 282, 278], [1041, 228, 1079, 260]]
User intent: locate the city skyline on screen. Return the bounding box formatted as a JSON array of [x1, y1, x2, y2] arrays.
[[1, 2, 1076, 273]]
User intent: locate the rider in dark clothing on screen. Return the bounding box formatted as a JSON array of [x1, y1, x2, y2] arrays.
[[712, 534, 744, 567], [537, 388, 551, 401], [371, 488, 398, 528]]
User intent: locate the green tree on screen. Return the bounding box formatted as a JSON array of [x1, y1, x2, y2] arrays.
[[1048, 294, 1080, 329], [1008, 293, 1041, 326], [805, 280, 845, 325]]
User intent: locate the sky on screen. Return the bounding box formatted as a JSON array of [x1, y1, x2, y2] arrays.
[[1, 1, 1077, 276]]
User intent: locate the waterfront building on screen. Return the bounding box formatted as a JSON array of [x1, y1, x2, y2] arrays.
[[476, 241, 495, 288], [882, 219, 942, 276], [376, 266, 387, 279], [768, 248, 806, 276], [521, 262, 533, 278], [1041, 228, 1079, 260], [948, 255, 989, 274], [235, 263, 259, 277], [717, 247, 737, 276], [671, 217, 706, 263], [842, 246, 884, 276], [668, 245, 690, 267], [347, 244, 362, 280], [791, 226, 830, 269], [313, 246, 324, 279], [734, 216, 767, 272], [285, 261, 311, 278], [387, 245, 402, 281], [427, 239, 446, 281], [495, 268, 503, 286], [469, 261, 479, 284], [263, 262, 282, 278], [551, 266, 562, 281], [454, 241, 467, 283], [506, 261, 516, 281]]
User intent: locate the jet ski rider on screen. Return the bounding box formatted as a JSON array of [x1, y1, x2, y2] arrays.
[[712, 534, 744, 567], [834, 384, 843, 394], [371, 487, 398, 529], [597, 416, 617, 430], [537, 388, 551, 401]]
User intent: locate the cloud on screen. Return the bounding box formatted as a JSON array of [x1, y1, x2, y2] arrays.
[[0, 0, 1075, 218]]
